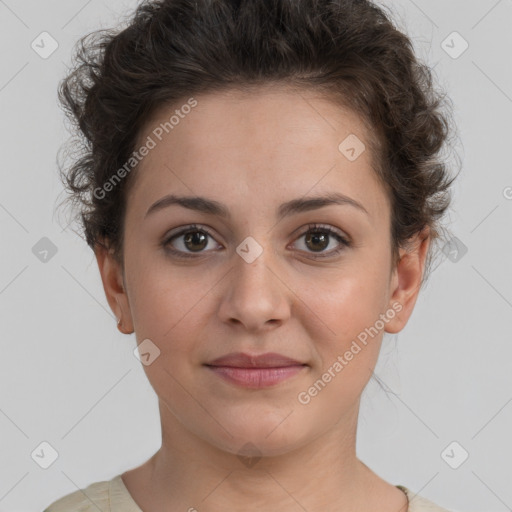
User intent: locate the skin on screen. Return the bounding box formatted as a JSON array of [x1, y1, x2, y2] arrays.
[[95, 83, 429, 512]]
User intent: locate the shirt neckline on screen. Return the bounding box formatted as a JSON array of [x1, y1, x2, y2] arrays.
[[111, 474, 413, 512], [110, 474, 143, 512]]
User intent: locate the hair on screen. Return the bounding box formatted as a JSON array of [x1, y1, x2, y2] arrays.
[[56, 0, 461, 288]]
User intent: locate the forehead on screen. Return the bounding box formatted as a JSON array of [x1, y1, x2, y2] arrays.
[[127, 84, 389, 221]]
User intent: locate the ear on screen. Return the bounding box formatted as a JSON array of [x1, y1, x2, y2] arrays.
[[94, 242, 134, 333], [384, 226, 430, 334]]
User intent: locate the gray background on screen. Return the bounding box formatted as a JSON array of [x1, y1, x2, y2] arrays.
[[0, 0, 511, 511]]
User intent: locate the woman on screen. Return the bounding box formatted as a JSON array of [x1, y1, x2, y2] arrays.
[[44, 0, 460, 510]]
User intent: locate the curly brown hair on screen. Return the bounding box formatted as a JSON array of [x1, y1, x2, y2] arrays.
[[56, 0, 460, 286]]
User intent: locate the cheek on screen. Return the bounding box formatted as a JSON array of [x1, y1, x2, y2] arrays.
[[302, 266, 389, 342], [128, 268, 210, 407], [296, 265, 389, 391], [127, 264, 220, 382], [126, 244, 211, 336], [296, 287, 385, 419]]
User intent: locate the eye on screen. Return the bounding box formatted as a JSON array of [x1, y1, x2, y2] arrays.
[[162, 224, 221, 259], [162, 223, 351, 260], [291, 223, 351, 259]]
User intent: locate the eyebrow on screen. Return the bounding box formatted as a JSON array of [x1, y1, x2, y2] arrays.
[[145, 192, 369, 220]]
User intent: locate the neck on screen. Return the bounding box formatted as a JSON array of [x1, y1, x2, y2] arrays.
[[138, 398, 388, 512]]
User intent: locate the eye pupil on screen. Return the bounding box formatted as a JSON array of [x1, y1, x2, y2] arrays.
[[184, 231, 208, 251], [305, 231, 329, 252]]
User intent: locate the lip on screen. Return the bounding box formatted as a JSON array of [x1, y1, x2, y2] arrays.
[[204, 352, 308, 389], [206, 352, 305, 368]]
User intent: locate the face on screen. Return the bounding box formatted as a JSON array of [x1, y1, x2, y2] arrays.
[[96, 84, 429, 458]]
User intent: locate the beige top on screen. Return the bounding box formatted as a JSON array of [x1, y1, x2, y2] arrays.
[[43, 474, 454, 511]]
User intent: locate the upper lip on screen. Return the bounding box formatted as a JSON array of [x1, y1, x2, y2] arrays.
[[205, 352, 306, 368]]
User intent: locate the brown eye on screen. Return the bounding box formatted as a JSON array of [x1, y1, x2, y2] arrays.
[[163, 224, 220, 259], [182, 230, 208, 252], [304, 231, 330, 252], [292, 224, 351, 259]]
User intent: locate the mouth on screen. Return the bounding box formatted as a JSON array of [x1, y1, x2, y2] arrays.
[[204, 352, 308, 388]]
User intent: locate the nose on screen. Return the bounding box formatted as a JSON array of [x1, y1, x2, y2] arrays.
[[217, 242, 291, 332]]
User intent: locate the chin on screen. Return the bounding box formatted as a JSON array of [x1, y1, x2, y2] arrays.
[[205, 416, 312, 460]]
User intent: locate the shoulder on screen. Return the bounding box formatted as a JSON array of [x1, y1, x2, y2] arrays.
[[42, 478, 111, 512], [398, 485, 455, 512]]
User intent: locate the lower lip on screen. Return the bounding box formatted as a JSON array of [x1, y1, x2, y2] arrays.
[[206, 365, 306, 388]]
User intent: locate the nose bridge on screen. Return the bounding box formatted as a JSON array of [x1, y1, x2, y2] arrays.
[[217, 235, 290, 330]]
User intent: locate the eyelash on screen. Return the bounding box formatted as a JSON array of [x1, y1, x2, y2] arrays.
[[162, 223, 351, 260]]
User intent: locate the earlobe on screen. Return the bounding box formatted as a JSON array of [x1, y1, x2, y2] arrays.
[[384, 227, 430, 334], [94, 242, 134, 334]]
